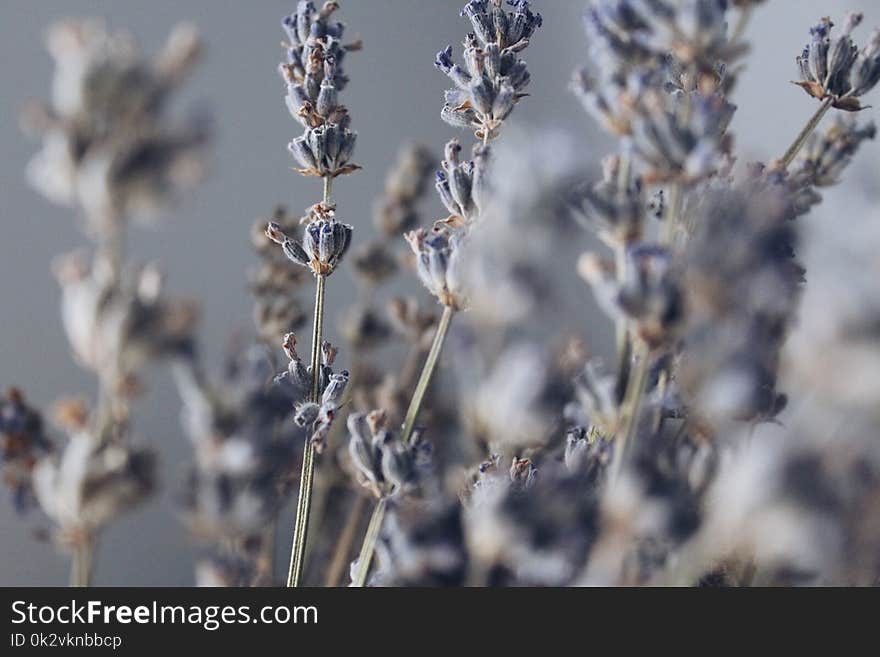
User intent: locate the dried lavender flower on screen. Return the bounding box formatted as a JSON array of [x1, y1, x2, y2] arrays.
[[580, 245, 684, 350], [280, 0, 361, 129], [174, 344, 300, 541], [33, 424, 155, 548], [363, 497, 467, 587], [630, 88, 736, 183], [346, 410, 425, 499], [288, 123, 360, 178], [374, 144, 436, 236], [251, 206, 309, 343], [0, 389, 53, 512], [404, 227, 467, 310], [466, 459, 598, 585], [679, 175, 802, 424], [22, 19, 209, 235], [435, 140, 491, 223], [341, 305, 392, 350], [564, 427, 613, 482], [569, 154, 647, 246], [280, 2, 361, 179], [795, 116, 876, 186], [794, 13, 880, 111], [54, 251, 199, 389], [266, 204, 353, 277], [275, 334, 348, 453], [584, 0, 746, 79], [350, 241, 398, 285], [436, 1, 542, 140]]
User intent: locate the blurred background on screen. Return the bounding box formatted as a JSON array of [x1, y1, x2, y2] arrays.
[[1, 0, 876, 585]]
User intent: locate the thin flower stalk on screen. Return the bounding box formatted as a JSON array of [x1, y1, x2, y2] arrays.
[[400, 305, 455, 446], [17, 19, 206, 587], [272, 1, 362, 587], [349, 0, 545, 587], [70, 541, 94, 588], [352, 496, 388, 587], [781, 96, 835, 168], [287, 268, 327, 587], [610, 339, 650, 481], [349, 304, 454, 585]]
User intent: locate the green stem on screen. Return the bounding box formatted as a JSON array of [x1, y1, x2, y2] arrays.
[[348, 306, 455, 586], [610, 340, 650, 481], [351, 496, 388, 587], [323, 176, 333, 206], [661, 182, 683, 246], [400, 305, 455, 446], [287, 273, 327, 587], [780, 97, 833, 169], [70, 539, 94, 587], [286, 175, 334, 587]]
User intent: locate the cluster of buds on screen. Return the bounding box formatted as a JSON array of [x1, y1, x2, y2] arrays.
[[265, 203, 353, 277], [795, 116, 876, 186], [632, 89, 735, 183], [436, 0, 542, 140], [795, 13, 880, 111], [564, 426, 613, 483], [373, 144, 436, 236], [569, 154, 648, 247], [573, 75, 736, 183], [288, 123, 360, 178], [584, 1, 747, 81], [250, 206, 309, 344], [466, 458, 598, 586], [564, 361, 621, 438], [346, 410, 431, 499], [361, 497, 466, 587], [174, 344, 301, 540], [54, 251, 199, 394], [32, 399, 155, 550], [435, 139, 491, 223], [580, 245, 684, 350], [404, 227, 467, 310], [21, 19, 209, 235], [280, 1, 361, 177], [276, 333, 348, 453]]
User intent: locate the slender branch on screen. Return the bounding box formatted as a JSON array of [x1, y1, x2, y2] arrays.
[[287, 273, 326, 587], [613, 151, 633, 394], [780, 97, 833, 168], [400, 305, 455, 446], [286, 173, 335, 587], [661, 182, 683, 246], [349, 307, 455, 585], [729, 5, 752, 46], [70, 538, 94, 587], [323, 176, 333, 207], [610, 339, 650, 481], [324, 494, 368, 586], [351, 496, 388, 587]]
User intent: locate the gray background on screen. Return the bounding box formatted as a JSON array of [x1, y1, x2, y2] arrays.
[[0, 0, 874, 585]]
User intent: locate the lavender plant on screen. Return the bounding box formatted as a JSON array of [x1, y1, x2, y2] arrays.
[[348, 0, 544, 586], [9, 2, 880, 589], [265, 0, 361, 587], [12, 19, 208, 586]]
